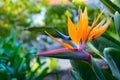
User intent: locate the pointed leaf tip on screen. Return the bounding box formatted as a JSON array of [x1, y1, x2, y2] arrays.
[[56, 30, 70, 40]]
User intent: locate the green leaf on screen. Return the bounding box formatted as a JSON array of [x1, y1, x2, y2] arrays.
[[0, 64, 7, 80], [92, 59, 106, 80], [102, 69, 117, 80], [70, 60, 100, 80], [114, 12, 120, 38], [87, 42, 105, 60], [70, 70, 83, 80], [36, 67, 49, 80], [25, 26, 68, 37], [100, 0, 120, 13], [104, 47, 120, 80], [102, 33, 120, 47], [30, 62, 46, 79]]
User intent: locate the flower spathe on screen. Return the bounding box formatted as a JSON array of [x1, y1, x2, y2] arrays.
[[36, 8, 111, 61]]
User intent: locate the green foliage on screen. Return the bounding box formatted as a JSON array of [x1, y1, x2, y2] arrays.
[[0, 29, 50, 80], [45, 5, 70, 27], [114, 12, 120, 38], [71, 60, 99, 80], [104, 48, 120, 80], [25, 26, 68, 37], [0, 0, 41, 38], [100, 0, 120, 14]]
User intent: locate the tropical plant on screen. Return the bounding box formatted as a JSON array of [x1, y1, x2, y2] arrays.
[[26, 0, 120, 80]]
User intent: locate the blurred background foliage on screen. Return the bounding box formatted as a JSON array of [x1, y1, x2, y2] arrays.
[[0, 0, 42, 38], [0, 0, 120, 80]]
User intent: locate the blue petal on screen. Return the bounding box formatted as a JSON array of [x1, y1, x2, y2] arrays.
[[56, 30, 70, 40]]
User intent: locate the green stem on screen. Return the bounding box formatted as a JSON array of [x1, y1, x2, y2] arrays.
[[55, 72, 59, 80], [87, 42, 106, 61]]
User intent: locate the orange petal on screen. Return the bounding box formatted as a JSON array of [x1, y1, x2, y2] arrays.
[[77, 10, 83, 44], [92, 20, 110, 40], [91, 19, 106, 35], [45, 31, 73, 49], [82, 8, 88, 42], [87, 11, 104, 39], [88, 19, 106, 41], [67, 15, 77, 45], [88, 20, 110, 41], [91, 11, 104, 27]]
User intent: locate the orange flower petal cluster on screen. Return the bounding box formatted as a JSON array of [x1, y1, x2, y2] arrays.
[[46, 8, 111, 49]]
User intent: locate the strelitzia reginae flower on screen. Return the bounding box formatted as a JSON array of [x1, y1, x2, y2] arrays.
[[36, 8, 110, 62]]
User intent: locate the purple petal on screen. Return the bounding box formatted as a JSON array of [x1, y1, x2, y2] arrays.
[[36, 48, 72, 56]]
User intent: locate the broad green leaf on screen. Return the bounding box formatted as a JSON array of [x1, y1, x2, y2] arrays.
[[87, 42, 105, 60], [114, 12, 120, 38], [104, 47, 120, 80], [70, 60, 100, 80], [100, 0, 120, 14], [102, 69, 117, 80], [102, 33, 120, 47], [92, 59, 106, 80]]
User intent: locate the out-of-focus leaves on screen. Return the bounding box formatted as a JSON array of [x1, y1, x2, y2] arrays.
[[30, 62, 46, 80], [47, 58, 59, 71], [0, 64, 7, 80], [0, 29, 51, 80], [45, 5, 69, 27], [104, 48, 120, 80], [36, 67, 49, 80], [0, 64, 7, 74], [114, 12, 120, 38], [100, 0, 120, 14], [0, 0, 41, 38]]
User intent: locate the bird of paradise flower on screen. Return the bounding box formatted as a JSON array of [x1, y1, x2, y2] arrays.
[[36, 8, 111, 62]]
